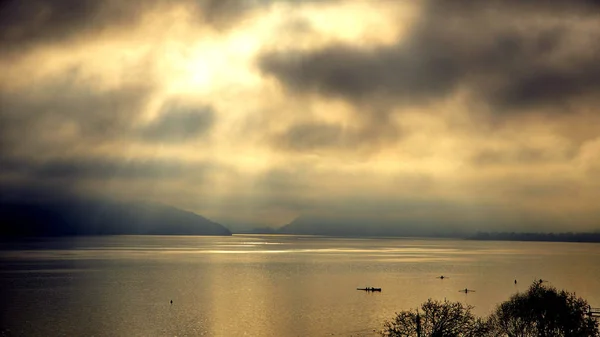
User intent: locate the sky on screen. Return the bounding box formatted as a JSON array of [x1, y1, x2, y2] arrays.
[[1, 0, 599, 232]]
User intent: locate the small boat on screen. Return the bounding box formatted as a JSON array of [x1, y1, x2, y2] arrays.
[[357, 287, 382, 292]]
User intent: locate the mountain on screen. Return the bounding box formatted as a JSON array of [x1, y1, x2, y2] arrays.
[[0, 197, 231, 237], [242, 227, 278, 234], [469, 232, 600, 243], [277, 215, 467, 237]]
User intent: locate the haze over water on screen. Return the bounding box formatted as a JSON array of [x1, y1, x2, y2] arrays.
[[1, 235, 599, 336]]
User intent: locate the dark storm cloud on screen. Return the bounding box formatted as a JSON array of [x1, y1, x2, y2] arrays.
[[491, 59, 600, 109], [259, 43, 459, 105], [272, 119, 401, 152], [259, 0, 600, 112], [140, 102, 215, 143], [0, 156, 227, 208], [1, 157, 185, 180], [275, 122, 346, 150], [427, 0, 600, 12], [190, 0, 331, 30], [0, 76, 153, 155], [199, 0, 259, 29], [0, 156, 227, 196], [0, 0, 315, 55], [0, 0, 154, 53]]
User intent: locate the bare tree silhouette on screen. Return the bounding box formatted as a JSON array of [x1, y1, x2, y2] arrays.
[[382, 299, 490, 337]]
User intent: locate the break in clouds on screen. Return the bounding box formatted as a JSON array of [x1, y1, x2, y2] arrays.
[[1, 0, 599, 232]]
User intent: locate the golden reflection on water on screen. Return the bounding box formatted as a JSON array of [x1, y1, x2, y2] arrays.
[[1, 235, 600, 336]]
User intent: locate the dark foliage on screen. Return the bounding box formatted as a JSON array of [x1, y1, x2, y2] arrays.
[[383, 282, 599, 337], [489, 281, 599, 337], [382, 299, 490, 337]]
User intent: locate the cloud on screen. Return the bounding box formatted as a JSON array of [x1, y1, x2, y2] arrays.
[[274, 122, 347, 151], [428, 0, 600, 12], [1, 0, 600, 232], [1, 157, 186, 180], [470, 147, 576, 166], [0, 0, 316, 56], [0, 0, 155, 54], [576, 138, 600, 174], [259, 43, 459, 106], [0, 156, 230, 210], [270, 118, 403, 153], [140, 102, 215, 143], [0, 73, 153, 157], [258, 0, 600, 113]]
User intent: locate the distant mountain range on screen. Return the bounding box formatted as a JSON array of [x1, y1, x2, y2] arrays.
[[235, 226, 278, 234], [249, 215, 468, 238], [0, 197, 231, 237], [469, 232, 600, 243], [3, 196, 599, 242], [240, 217, 600, 243]]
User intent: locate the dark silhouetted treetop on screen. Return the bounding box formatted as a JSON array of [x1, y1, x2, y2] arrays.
[[489, 280, 599, 337], [381, 299, 490, 337]]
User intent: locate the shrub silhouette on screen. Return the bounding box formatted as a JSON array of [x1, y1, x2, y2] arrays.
[[489, 280, 599, 337], [382, 281, 599, 337], [381, 299, 490, 336]]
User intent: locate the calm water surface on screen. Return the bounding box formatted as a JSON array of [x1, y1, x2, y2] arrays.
[[1, 235, 599, 336]]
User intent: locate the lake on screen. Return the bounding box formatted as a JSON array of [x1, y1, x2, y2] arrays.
[[1, 235, 599, 336]]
